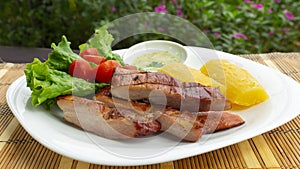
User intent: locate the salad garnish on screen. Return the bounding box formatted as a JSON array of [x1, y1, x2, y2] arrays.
[[24, 26, 121, 109]]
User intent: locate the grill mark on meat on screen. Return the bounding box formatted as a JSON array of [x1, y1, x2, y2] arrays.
[[182, 82, 205, 88], [133, 75, 139, 81], [105, 109, 124, 120], [111, 68, 231, 111]]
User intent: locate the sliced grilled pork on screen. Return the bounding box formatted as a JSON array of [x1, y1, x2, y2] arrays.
[[196, 111, 245, 134], [95, 87, 244, 141], [95, 87, 203, 142], [110, 68, 231, 111], [154, 109, 202, 142], [56, 95, 160, 139]]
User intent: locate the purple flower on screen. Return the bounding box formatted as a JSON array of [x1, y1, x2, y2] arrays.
[[177, 10, 183, 16], [171, 0, 177, 5], [214, 32, 221, 37], [143, 23, 148, 28], [157, 27, 164, 32], [268, 31, 275, 36], [154, 5, 168, 13], [252, 4, 264, 10], [283, 10, 294, 20], [110, 6, 116, 12], [203, 29, 210, 33], [243, 0, 252, 4], [267, 8, 272, 13], [274, 0, 281, 3], [233, 33, 248, 40], [176, 6, 186, 18]]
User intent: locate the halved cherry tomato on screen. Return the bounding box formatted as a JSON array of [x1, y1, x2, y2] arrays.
[[69, 60, 96, 82], [79, 48, 99, 57], [82, 55, 106, 65], [96, 60, 121, 83]]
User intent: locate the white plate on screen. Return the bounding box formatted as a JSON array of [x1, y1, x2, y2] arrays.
[[6, 47, 300, 166]]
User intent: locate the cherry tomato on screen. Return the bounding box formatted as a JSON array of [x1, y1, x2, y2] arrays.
[[79, 48, 99, 57], [82, 55, 106, 65], [69, 60, 96, 82], [96, 60, 121, 83]]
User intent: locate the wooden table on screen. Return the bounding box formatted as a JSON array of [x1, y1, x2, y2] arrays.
[[0, 50, 299, 169]]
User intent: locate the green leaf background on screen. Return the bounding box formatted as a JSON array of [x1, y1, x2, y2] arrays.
[[1, 0, 299, 54]]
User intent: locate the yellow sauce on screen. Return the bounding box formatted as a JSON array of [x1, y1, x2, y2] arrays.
[[132, 51, 181, 72]]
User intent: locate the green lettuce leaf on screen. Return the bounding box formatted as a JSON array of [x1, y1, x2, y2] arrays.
[[46, 36, 82, 72], [79, 26, 125, 65], [24, 58, 108, 108]]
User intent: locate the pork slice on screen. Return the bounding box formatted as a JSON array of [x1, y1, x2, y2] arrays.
[[154, 109, 203, 142], [56, 95, 160, 139], [112, 67, 181, 86], [95, 88, 242, 142], [182, 83, 232, 111], [196, 111, 245, 134], [94, 87, 151, 114], [95, 87, 203, 142], [111, 68, 231, 111], [111, 83, 231, 111]]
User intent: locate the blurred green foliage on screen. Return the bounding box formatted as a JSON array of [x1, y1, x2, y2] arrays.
[[0, 0, 299, 54]]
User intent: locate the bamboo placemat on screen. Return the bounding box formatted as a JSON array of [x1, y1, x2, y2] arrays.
[[0, 52, 299, 169]]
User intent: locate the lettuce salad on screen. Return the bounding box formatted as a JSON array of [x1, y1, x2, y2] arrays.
[[24, 26, 123, 109]]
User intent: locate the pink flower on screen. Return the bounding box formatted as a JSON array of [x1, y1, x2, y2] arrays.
[[252, 4, 264, 10], [267, 8, 272, 13], [283, 10, 294, 20], [233, 33, 248, 40], [203, 29, 210, 33], [176, 6, 186, 18], [110, 6, 116, 12], [243, 0, 252, 4], [268, 31, 275, 36], [214, 32, 221, 37], [154, 5, 168, 13], [177, 10, 183, 17], [274, 0, 281, 3], [157, 27, 164, 32], [143, 23, 148, 28]]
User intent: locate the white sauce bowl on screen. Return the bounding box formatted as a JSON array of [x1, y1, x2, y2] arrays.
[[122, 40, 188, 65]]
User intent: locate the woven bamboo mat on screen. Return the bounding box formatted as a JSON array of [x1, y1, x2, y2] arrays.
[[0, 52, 299, 169]]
